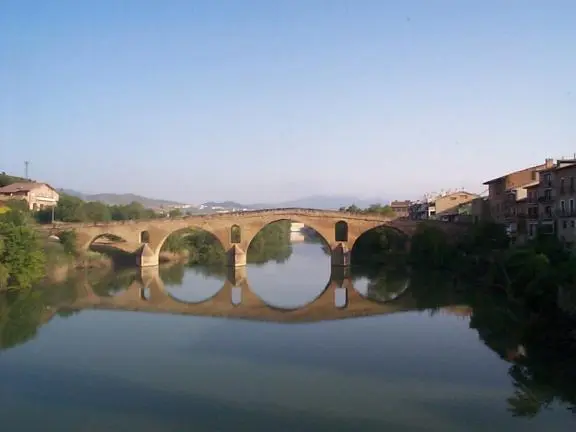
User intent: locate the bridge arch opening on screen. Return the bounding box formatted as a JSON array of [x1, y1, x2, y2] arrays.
[[90, 270, 138, 298], [351, 266, 411, 303], [230, 225, 241, 244], [335, 220, 348, 242], [246, 219, 331, 309], [350, 225, 409, 267], [231, 286, 242, 306], [334, 286, 347, 308], [158, 227, 226, 266], [84, 233, 136, 266], [162, 266, 227, 305]]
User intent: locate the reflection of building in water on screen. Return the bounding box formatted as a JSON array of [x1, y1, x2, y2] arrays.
[[290, 222, 305, 232], [290, 222, 306, 242], [290, 231, 305, 243], [440, 305, 472, 318]]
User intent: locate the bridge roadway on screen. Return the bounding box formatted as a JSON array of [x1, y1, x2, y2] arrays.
[[39, 208, 467, 268]]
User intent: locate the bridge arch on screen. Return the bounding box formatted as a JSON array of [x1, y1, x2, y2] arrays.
[[155, 225, 227, 261], [350, 224, 410, 256], [80, 232, 132, 253], [246, 217, 331, 251], [244, 217, 333, 267]]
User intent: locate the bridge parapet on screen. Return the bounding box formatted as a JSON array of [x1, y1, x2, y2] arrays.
[[37, 208, 470, 268]]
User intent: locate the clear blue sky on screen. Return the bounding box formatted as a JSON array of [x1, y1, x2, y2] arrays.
[[1, 0, 575, 204]]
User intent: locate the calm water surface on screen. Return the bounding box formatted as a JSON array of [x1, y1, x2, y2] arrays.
[[0, 243, 574, 431]]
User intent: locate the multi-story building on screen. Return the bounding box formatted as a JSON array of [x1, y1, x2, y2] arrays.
[[483, 158, 554, 224], [502, 181, 537, 241], [0, 182, 59, 210], [470, 197, 490, 223], [390, 200, 411, 218], [433, 191, 479, 221], [551, 161, 576, 245], [524, 159, 576, 242], [409, 191, 478, 221], [408, 200, 434, 220]]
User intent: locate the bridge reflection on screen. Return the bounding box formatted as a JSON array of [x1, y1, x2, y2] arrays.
[[67, 266, 419, 323]]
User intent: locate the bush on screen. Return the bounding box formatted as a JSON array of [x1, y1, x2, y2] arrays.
[[58, 230, 78, 255]]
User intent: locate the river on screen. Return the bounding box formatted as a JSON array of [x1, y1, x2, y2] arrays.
[[0, 242, 574, 431]]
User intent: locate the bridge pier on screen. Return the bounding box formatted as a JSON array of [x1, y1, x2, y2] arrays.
[[330, 243, 351, 267], [227, 244, 247, 267], [136, 244, 160, 267]]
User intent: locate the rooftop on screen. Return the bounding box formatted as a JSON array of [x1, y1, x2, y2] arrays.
[[483, 162, 548, 185], [390, 200, 411, 207], [506, 180, 540, 192], [0, 181, 54, 193]]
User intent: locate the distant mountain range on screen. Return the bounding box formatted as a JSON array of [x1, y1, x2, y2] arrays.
[[59, 189, 184, 208], [59, 188, 387, 211], [204, 195, 388, 211], [254, 195, 387, 210]]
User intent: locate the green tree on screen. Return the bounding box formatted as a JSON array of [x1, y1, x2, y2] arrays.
[[53, 193, 87, 222], [58, 230, 78, 255], [83, 201, 112, 222], [0, 172, 27, 188], [169, 208, 183, 218], [0, 219, 46, 290]]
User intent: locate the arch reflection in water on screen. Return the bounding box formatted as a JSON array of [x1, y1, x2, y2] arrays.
[[161, 265, 227, 304], [64, 265, 418, 323], [246, 242, 331, 309], [351, 266, 411, 302]]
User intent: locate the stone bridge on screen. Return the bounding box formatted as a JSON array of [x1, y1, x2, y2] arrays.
[[57, 266, 423, 323], [40, 208, 467, 267]]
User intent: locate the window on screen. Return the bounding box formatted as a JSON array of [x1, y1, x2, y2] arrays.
[[572, 220, 575, 228], [561, 200, 566, 213], [571, 199, 575, 213], [545, 206, 552, 217], [230, 225, 241, 244], [563, 220, 568, 229], [544, 173, 552, 186], [571, 177, 575, 192], [544, 190, 552, 201], [335, 221, 348, 242], [561, 177, 566, 193]]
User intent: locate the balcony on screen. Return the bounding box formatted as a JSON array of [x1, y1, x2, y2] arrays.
[[538, 196, 554, 203], [557, 209, 576, 218]]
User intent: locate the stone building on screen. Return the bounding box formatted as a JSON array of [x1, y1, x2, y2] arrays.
[[483, 158, 554, 224], [390, 200, 411, 218], [0, 182, 60, 210]]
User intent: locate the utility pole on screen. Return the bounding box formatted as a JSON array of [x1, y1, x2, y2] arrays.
[[24, 161, 29, 179], [51, 205, 55, 224]]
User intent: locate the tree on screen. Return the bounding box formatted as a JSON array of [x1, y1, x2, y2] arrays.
[[83, 201, 112, 222], [169, 208, 182, 218], [53, 193, 86, 222], [0, 220, 46, 290], [58, 230, 78, 256]]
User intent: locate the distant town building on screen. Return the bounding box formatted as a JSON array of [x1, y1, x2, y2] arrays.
[[409, 191, 479, 222], [0, 182, 59, 210], [483, 158, 554, 224], [390, 200, 411, 218]]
